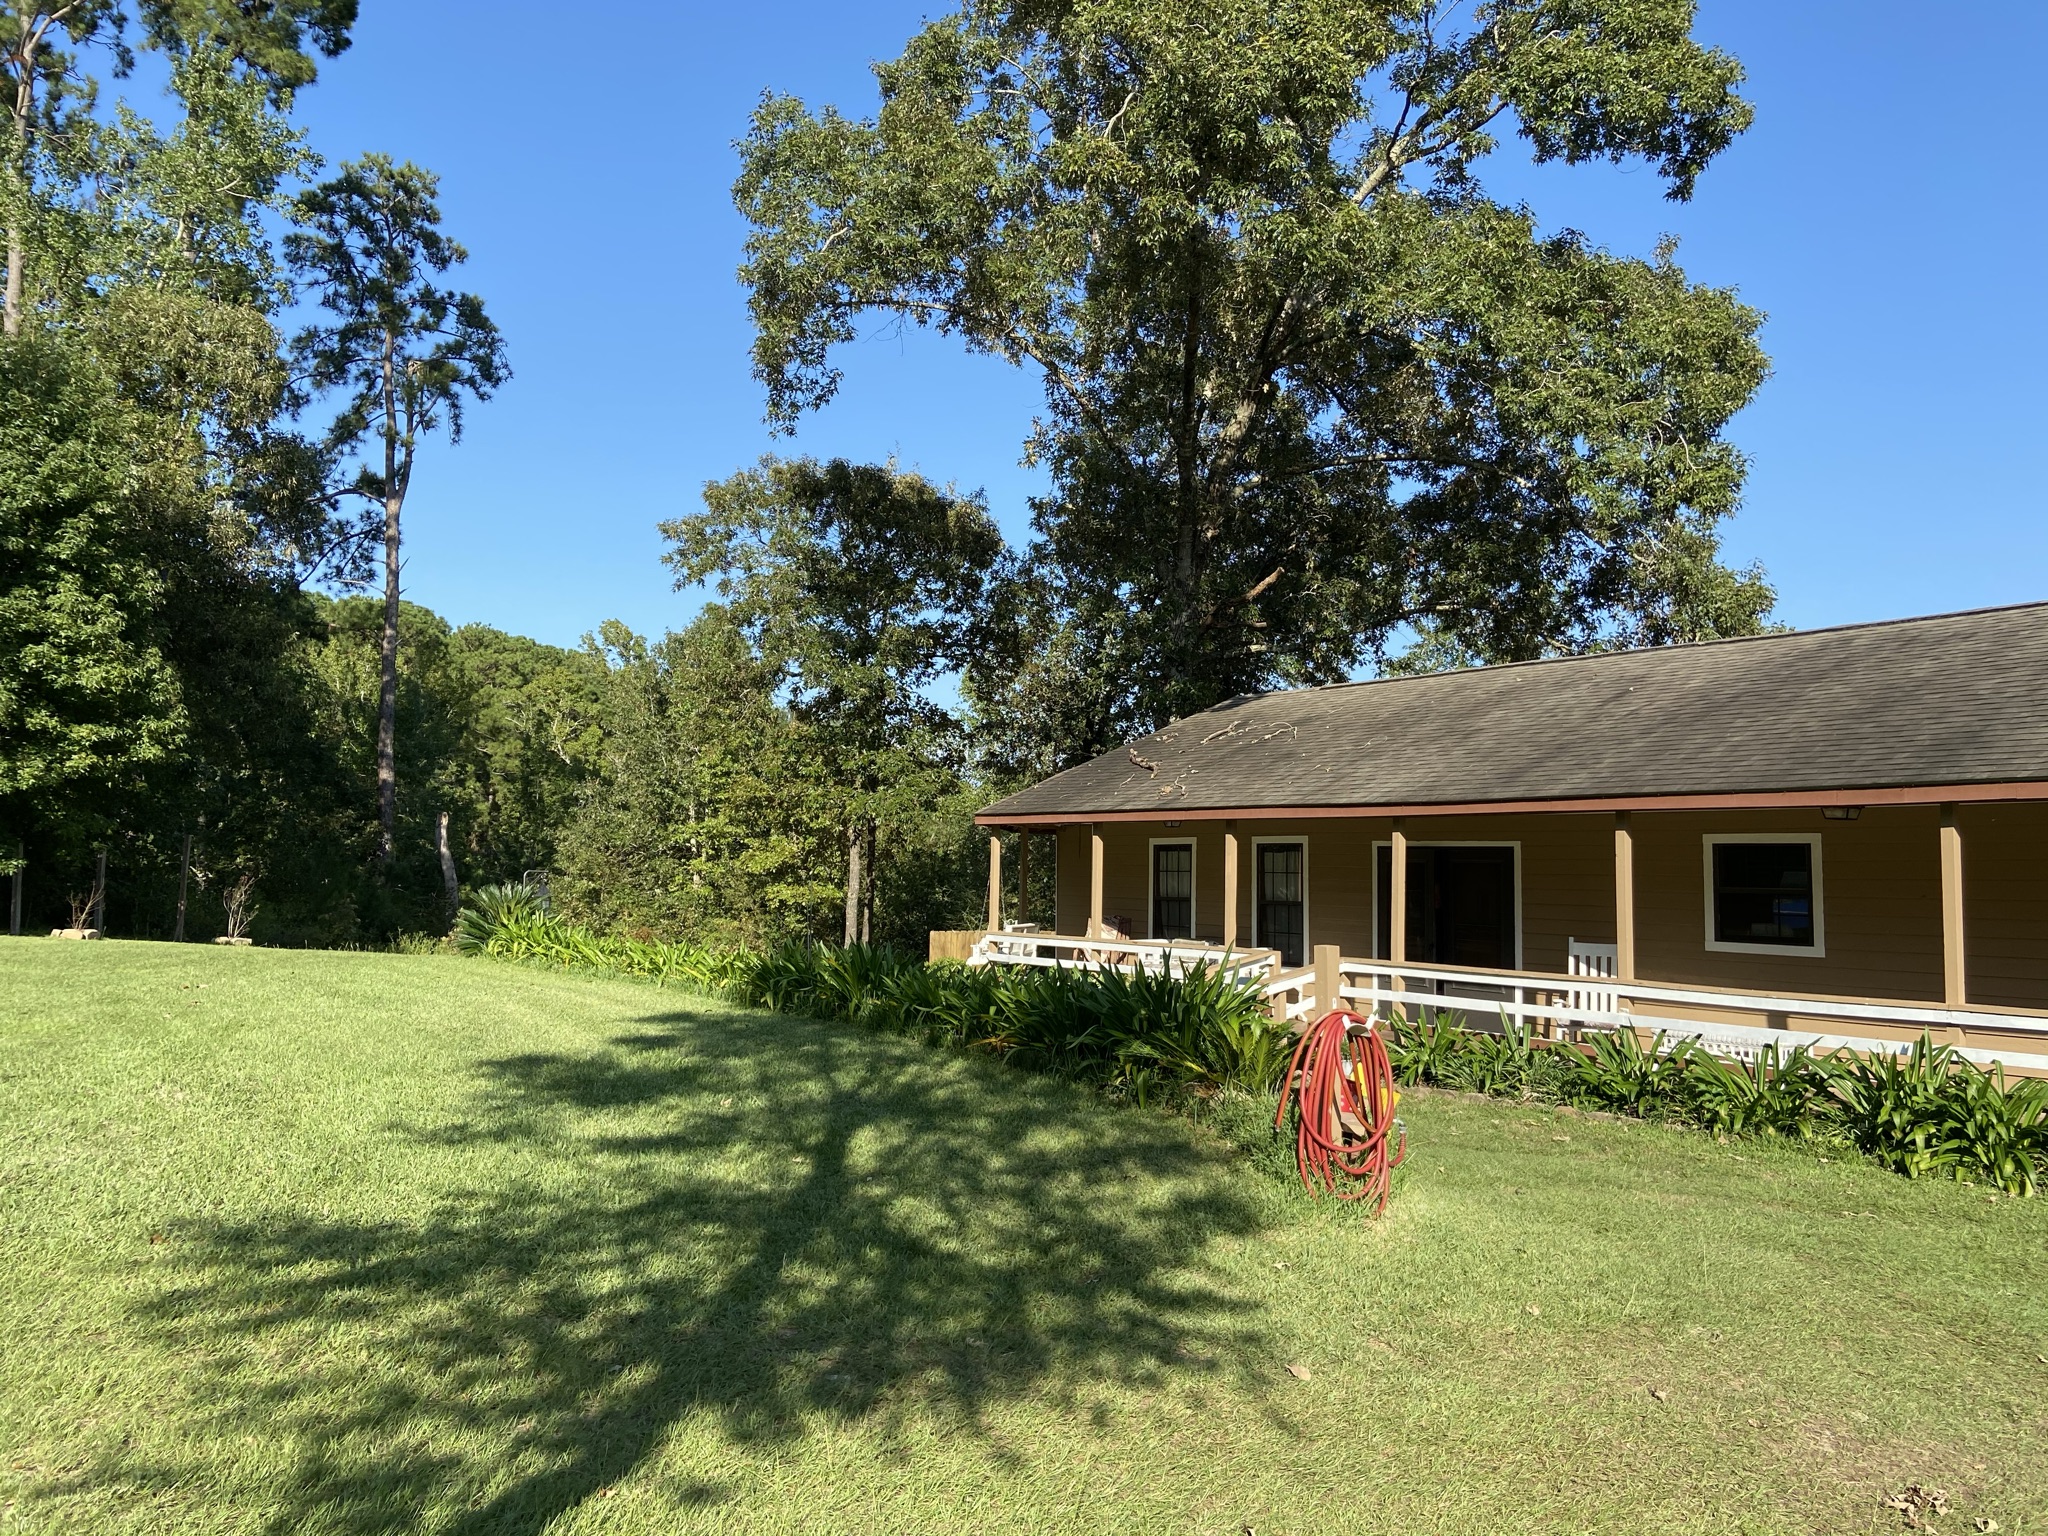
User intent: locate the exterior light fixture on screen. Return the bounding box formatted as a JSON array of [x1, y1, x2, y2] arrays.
[[1163, 820, 1182, 828], [1822, 806, 1863, 821]]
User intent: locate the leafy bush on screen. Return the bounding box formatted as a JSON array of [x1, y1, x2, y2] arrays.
[[1822, 1037, 2048, 1195], [452, 883, 545, 953], [455, 898, 1290, 1102], [1684, 1041, 1833, 1140]]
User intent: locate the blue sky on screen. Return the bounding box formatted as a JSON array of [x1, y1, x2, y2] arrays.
[[260, 0, 2046, 652]]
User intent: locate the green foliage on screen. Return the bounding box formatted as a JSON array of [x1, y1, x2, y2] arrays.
[[739, 0, 1772, 743], [663, 458, 1006, 940], [1684, 1041, 1834, 1140], [288, 155, 508, 475], [0, 338, 186, 802], [1386, 1018, 2048, 1198], [553, 613, 848, 947], [451, 881, 542, 952], [462, 897, 1289, 1101]]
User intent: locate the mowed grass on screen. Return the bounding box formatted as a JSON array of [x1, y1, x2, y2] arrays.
[[2, 944, 2045, 1536]]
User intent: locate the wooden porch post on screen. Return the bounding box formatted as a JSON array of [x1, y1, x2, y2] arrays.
[[1017, 833, 1031, 928], [1940, 803, 1966, 1006], [1388, 819, 1408, 964], [1389, 819, 1408, 1020], [986, 833, 1003, 932], [1315, 944, 1341, 1019], [1089, 824, 1105, 938], [1222, 821, 1239, 951], [1614, 811, 1637, 983]]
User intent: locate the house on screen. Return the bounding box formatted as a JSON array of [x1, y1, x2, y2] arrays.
[[970, 604, 2048, 1070]]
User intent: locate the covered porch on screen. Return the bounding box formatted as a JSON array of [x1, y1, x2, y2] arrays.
[[969, 793, 2048, 1074]]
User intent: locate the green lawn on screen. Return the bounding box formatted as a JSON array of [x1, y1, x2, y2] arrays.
[[2, 943, 2044, 1536]]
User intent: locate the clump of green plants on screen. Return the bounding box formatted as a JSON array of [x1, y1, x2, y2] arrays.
[[1385, 1011, 2048, 1196], [456, 898, 1290, 1103]]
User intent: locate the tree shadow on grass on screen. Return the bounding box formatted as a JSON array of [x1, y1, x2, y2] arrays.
[[121, 1004, 1272, 1534]]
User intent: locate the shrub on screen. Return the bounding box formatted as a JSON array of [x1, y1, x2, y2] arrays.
[[456, 895, 1288, 1102]]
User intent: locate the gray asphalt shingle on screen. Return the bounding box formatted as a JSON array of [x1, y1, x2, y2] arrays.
[[979, 603, 2048, 820]]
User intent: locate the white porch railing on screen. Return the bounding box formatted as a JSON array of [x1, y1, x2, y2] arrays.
[[1338, 958, 2048, 1074], [967, 930, 2048, 1073], [968, 929, 1279, 985]]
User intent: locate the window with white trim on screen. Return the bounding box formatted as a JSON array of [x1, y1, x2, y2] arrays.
[[1704, 835, 1824, 956], [1150, 842, 1194, 940], [1256, 841, 1306, 968]]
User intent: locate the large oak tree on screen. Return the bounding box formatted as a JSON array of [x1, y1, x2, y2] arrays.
[[736, 0, 1772, 754]]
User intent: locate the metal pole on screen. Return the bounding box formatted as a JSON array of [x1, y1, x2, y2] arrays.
[[174, 832, 193, 942]]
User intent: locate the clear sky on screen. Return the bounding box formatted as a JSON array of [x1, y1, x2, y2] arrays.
[[265, 1, 2045, 653]]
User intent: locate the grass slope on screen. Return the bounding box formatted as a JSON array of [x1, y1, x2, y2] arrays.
[[2, 941, 2044, 1536]]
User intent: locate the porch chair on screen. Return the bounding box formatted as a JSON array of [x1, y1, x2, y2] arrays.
[[1560, 939, 1620, 1038]]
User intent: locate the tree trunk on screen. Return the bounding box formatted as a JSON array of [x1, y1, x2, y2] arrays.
[[843, 823, 863, 947], [376, 491, 401, 862], [860, 821, 875, 944], [375, 337, 403, 865], [6, 75, 32, 337], [174, 832, 192, 942], [2, 219, 19, 337], [436, 810, 459, 918]]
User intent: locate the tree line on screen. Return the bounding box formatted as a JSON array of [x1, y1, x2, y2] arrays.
[[3, 0, 1778, 949]]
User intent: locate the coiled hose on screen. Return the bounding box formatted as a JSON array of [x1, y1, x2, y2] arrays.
[[1275, 1008, 1406, 1215]]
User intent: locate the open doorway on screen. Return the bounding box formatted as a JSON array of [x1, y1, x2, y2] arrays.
[[1374, 843, 1519, 968]]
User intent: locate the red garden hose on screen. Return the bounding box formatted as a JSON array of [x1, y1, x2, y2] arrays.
[[1276, 1009, 1407, 1215]]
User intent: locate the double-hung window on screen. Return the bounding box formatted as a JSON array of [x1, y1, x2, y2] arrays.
[[1151, 843, 1194, 940], [1704, 836, 1824, 955], [1256, 842, 1306, 968]]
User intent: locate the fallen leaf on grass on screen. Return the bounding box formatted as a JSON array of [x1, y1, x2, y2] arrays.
[[1285, 1363, 1312, 1381], [1648, 1388, 1668, 1402], [1882, 1485, 1951, 1528], [1524, 1304, 1540, 1317], [1975, 1519, 1999, 1533]]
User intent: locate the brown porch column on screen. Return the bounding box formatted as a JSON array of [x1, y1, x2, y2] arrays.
[[1017, 833, 1031, 927], [1222, 821, 1240, 951], [1089, 824, 1105, 938], [1388, 818, 1408, 1019], [986, 833, 1003, 932], [1940, 803, 1966, 1006], [1388, 819, 1408, 964], [1315, 944, 1342, 1018], [1614, 811, 1637, 983]]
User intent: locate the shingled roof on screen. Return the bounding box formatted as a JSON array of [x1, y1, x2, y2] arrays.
[[978, 603, 2048, 823]]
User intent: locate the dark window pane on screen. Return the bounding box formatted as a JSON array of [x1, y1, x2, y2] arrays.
[[1712, 842, 1816, 948], [1152, 843, 1193, 939], [1257, 843, 1305, 967]]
